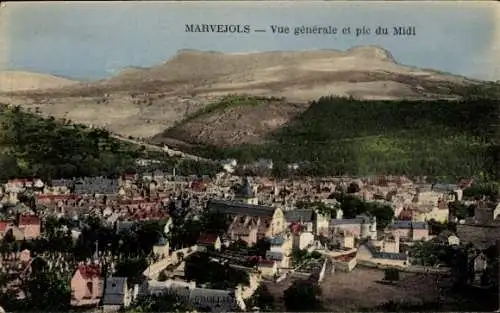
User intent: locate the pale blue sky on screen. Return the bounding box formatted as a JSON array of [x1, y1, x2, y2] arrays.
[[1, 1, 498, 81]]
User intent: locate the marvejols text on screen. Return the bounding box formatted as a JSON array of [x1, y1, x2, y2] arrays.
[[185, 24, 251, 33], [184, 23, 416, 37]]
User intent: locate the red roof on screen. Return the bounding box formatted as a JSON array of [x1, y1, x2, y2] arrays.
[[459, 179, 474, 189], [260, 179, 274, 187], [334, 251, 357, 262], [8, 179, 29, 184], [398, 210, 413, 221], [197, 233, 218, 245], [290, 222, 303, 234], [37, 194, 77, 200], [248, 256, 274, 267], [258, 259, 275, 267], [119, 199, 157, 205], [0, 221, 8, 232], [191, 180, 207, 192], [19, 215, 40, 226], [77, 264, 101, 280]]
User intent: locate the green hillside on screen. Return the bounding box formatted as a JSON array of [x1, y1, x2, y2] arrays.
[[185, 96, 500, 182], [0, 105, 142, 180], [0, 105, 223, 181]]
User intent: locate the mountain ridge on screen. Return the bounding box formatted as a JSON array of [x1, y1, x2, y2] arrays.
[[0, 46, 490, 140]]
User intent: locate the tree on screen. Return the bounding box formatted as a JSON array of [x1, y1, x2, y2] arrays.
[[2, 229, 15, 246], [176, 251, 184, 261], [200, 211, 231, 236], [334, 193, 394, 229], [427, 219, 456, 235], [246, 285, 275, 311], [347, 182, 361, 194], [115, 257, 148, 285], [0, 272, 8, 289], [271, 161, 289, 178], [283, 279, 322, 311], [367, 203, 394, 230], [448, 200, 471, 220], [136, 220, 164, 255], [296, 200, 336, 217], [24, 271, 71, 311], [167, 218, 202, 250], [157, 270, 168, 282], [463, 182, 500, 201], [185, 253, 249, 289], [291, 249, 309, 266], [249, 238, 271, 258], [338, 194, 363, 218], [409, 240, 460, 267], [228, 239, 248, 252]]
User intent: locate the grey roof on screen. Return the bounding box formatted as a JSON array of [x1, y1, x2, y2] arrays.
[[416, 184, 432, 192], [266, 251, 283, 261], [269, 236, 285, 246], [156, 237, 167, 246], [102, 277, 128, 305], [208, 199, 274, 217], [51, 179, 73, 187], [284, 209, 314, 223], [376, 252, 408, 260], [74, 177, 118, 195], [391, 220, 428, 229], [331, 218, 364, 225], [432, 184, 458, 192]]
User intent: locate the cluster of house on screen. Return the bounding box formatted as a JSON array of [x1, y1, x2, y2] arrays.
[[185, 176, 497, 279], [196, 198, 427, 273], [0, 173, 211, 239], [68, 260, 246, 312], [1, 171, 497, 312], [0, 214, 41, 241]]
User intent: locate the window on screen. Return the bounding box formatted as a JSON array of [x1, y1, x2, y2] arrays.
[[87, 282, 93, 293], [84, 282, 94, 299]]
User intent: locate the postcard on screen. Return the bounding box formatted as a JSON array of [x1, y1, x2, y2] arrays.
[[0, 1, 499, 313]]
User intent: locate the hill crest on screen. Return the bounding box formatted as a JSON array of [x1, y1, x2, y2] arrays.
[[0, 70, 79, 92], [0, 46, 488, 140]]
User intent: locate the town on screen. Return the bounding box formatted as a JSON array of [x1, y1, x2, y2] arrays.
[[2, 1, 500, 312], [0, 161, 498, 312]]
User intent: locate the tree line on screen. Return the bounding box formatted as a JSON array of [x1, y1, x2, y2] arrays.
[[184, 95, 499, 183]]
